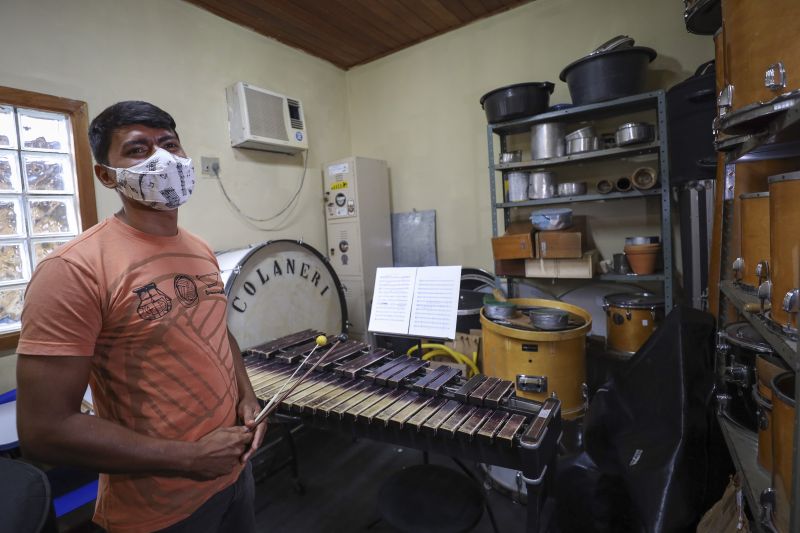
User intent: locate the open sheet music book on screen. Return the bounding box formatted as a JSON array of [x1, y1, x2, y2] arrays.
[[368, 265, 462, 340]]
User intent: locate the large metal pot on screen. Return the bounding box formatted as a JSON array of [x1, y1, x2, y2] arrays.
[[480, 82, 555, 123], [528, 171, 556, 199], [560, 47, 657, 105], [506, 171, 530, 202], [531, 122, 566, 160]]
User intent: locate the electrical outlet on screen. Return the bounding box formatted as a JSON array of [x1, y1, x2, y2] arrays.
[[200, 157, 220, 177]]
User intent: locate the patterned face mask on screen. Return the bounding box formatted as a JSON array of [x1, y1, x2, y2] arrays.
[[105, 147, 195, 210]]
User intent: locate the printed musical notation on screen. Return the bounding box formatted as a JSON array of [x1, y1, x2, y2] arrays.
[[368, 265, 461, 339]]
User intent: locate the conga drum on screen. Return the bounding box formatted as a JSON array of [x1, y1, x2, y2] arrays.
[[771, 372, 795, 533], [480, 298, 591, 420], [217, 240, 347, 349], [756, 353, 789, 472], [768, 171, 800, 332], [718, 0, 800, 134], [733, 192, 769, 288], [603, 293, 665, 355]]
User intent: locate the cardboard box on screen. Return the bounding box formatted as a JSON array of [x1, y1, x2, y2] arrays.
[[535, 216, 587, 259], [491, 221, 535, 260], [524, 250, 598, 279]]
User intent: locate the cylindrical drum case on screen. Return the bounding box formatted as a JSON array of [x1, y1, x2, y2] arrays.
[[481, 298, 591, 420], [721, 0, 800, 118], [734, 192, 769, 288], [603, 293, 665, 355], [771, 372, 795, 533], [755, 352, 789, 472], [768, 172, 800, 331]]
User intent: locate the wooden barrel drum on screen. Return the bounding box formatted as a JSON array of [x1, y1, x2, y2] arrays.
[[767, 172, 800, 332], [603, 293, 665, 355], [481, 299, 591, 420], [719, 0, 800, 132], [733, 192, 770, 288]]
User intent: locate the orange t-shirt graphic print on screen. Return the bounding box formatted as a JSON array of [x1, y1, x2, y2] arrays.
[[18, 216, 242, 532]]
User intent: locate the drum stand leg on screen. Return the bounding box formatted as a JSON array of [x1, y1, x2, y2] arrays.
[[451, 457, 499, 533], [524, 454, 557, 533]]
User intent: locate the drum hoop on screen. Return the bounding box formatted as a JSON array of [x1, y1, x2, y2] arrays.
[[771, 372, 796, 407], [223, 239, 349, 335], [768, 169, 800, 185]]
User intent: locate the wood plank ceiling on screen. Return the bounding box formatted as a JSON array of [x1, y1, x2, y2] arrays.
[[184, 0, 534, 70]]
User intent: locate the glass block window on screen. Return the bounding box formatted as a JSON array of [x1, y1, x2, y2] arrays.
[[0, 105, 81, 334]]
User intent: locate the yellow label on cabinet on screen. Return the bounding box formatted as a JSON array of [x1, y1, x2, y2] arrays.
[[331, 181, 348, 190]]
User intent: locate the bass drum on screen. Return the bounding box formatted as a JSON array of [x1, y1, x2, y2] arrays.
[[217, 240, 347, 350]]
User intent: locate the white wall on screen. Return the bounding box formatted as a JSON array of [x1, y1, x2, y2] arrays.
[[0, 0, 352, 391], [346, 0, 714, 269]]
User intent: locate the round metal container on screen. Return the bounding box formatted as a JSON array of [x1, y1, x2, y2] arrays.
[[528, 308, 570, 330], [528, 171, 556, 199], [531, 122, 566, 160], [506, 171, 530, 202], [603, 292, 665, 354], [768, 172, 800, 331], [481, 298, 591, 419], [484, 302, 516, 320]]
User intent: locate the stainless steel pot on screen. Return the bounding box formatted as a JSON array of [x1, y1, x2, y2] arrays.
[[565, 125, 596, 140], [499, 151, 522, 164], [506, 171, 530, 202], [566, 136, 600, 155], [484, 302, 517, 320], [615, 122, 655, 146], [531, 122, 566, 160], [530, 208, 573, 231], [558, 182, 588, 196], [528, 171, 556, 199]]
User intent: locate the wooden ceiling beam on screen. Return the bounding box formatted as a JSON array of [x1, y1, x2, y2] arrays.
[[182, 0, 534, 70]]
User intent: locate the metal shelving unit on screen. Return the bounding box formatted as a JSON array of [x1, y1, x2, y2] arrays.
[[487, 90, 673, 309], [717, 280, 800, 532]]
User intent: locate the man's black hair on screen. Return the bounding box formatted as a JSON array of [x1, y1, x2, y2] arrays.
[[88, 101, 178, 165]]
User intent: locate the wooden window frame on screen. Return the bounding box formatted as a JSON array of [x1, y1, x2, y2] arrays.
[[0, 86, 98, 351]]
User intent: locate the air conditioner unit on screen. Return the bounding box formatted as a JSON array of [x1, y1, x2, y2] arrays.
[[225, 82, 308, 154]]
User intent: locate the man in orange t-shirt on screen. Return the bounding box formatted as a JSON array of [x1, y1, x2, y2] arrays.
[[16, 101, 266, 532]]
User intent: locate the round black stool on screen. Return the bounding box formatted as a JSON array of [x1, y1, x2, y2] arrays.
[[377, 464, 484, 533]]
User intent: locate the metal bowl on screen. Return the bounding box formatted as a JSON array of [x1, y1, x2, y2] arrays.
[[484, 302, 517, 320], [625, 236, 660, 245], [558, 181, 588, 196], [530, 208, 573, 231], [528, 308, 570, 330], [565, 125, 596, 140]]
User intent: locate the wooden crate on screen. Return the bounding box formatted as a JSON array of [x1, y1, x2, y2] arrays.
[[524, 250, 598, 279]]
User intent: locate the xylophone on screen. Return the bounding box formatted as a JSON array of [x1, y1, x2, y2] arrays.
[[244, 329, 562, 533]]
